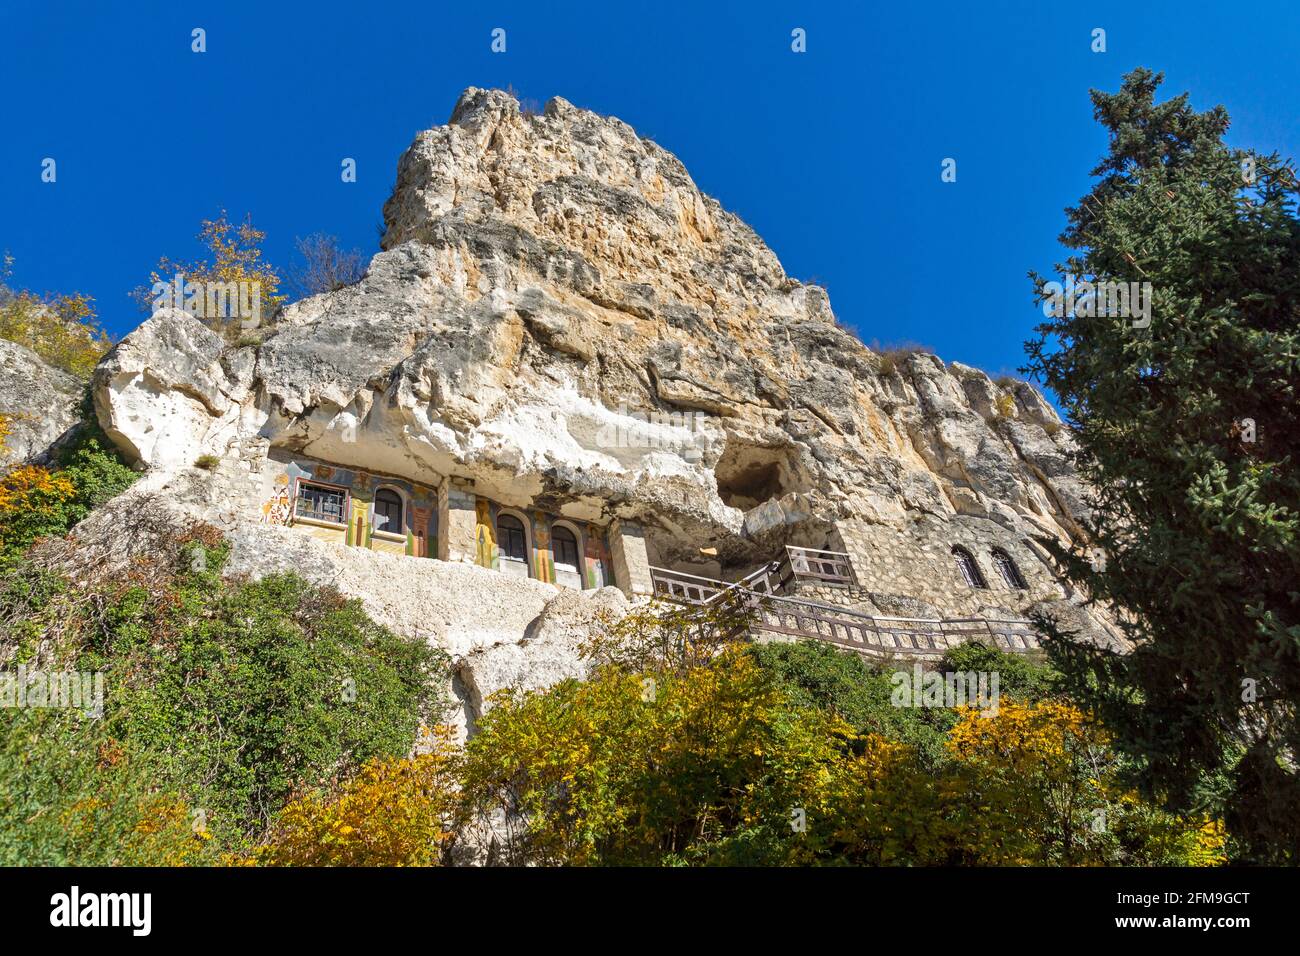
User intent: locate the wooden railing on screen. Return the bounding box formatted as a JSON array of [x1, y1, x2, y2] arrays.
[[779, 545, 856, 588], [648, 565, 1040, 657], [649, 563, 780, 605], [746, 592, 1039, 657]]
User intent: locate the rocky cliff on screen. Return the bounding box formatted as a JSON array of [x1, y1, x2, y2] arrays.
[[16, 88, 1103, 734], [0, 339, 83, 468], [97, 88, 1087, 561]]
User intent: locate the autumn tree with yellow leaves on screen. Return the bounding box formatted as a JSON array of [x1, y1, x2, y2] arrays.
[[253, 727, 460, 867], [135, 212, 286, 339], [0, 278, 112, 379]]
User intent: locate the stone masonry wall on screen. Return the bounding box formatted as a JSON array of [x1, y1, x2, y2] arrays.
[[833, 516, 1065, 620]]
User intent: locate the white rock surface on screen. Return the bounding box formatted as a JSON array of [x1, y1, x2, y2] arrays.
[[0, 339, 83, 467]]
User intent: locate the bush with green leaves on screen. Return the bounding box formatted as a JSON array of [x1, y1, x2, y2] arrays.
[[0, 709, 205, 866], [747, 640, 950, 767], [748, 639, 1061, 770], [0, 539, 450, 858], [0, 420, 137, 566]]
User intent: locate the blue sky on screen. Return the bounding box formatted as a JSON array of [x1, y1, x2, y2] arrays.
[[2, 0, 1297, 383]]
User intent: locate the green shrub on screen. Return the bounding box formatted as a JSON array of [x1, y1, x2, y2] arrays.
[[0, 709, 208, 866], [747, 640, 951, 767], [937, 640, 1060, 702], [0, 421, 137, 566], [0, 540, 450, 856]]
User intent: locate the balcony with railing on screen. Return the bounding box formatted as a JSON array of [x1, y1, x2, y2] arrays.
[[647, 551, 1040, 659], [777, 545, 857, 589], [746, 591, 1039, 658]]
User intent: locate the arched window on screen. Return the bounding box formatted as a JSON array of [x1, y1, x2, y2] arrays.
[[373, 488, 404, 534], [952, 546, 988, 589], [991, 548, 1027, 589], [552, 525, 579, 571], [497, 513, 528, 564]]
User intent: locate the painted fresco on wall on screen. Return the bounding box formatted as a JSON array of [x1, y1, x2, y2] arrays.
[[261, 473, 292, 525], [584, 523, 610, 589], [531, 510, 553, 584], [261, 453, 438, 558], [411, 506, 432, 558], [260, 452, 611, 584], [468, 497, 611, 590], [475, 498, 497, 570]]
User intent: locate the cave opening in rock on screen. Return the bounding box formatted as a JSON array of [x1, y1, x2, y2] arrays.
[[713, 442, 797, 511]]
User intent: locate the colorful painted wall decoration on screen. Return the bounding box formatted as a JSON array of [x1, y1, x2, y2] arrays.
[[259, 453, 438, 559], [475, 497, 497, 570], [258, 452, 610, 589], [469, 500, 611, 590], [532, 510, 553, 584], [261, 473, 292, 526]]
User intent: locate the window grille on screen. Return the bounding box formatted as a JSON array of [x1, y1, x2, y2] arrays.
[[952, 546, 988, 589], [992, 548, 1027, 589], [295, 481, 347, 524]]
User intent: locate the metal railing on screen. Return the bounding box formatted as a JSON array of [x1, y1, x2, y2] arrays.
[[747, 592, 1039, 656]]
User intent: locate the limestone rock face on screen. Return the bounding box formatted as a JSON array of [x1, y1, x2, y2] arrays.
[[93, 87, 1087, 570], [68, 88, 1113, 735], [0, 339, 83, 467], [454, 584, 629, 735]]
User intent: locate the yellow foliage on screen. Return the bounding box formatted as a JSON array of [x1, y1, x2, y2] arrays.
[[0, 464, 76, 550], [460, 650, 852, 866], [250, 726, 459, 866], [947, 698, 1103, 774], [0, 290, 112, 378], [143, 212, 285, 326], [945, 700, 1226, 865], [61, 794, 210, 866]]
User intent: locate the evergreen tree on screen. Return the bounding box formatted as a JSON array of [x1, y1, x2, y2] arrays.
[[1025, 68, 1300, 863]]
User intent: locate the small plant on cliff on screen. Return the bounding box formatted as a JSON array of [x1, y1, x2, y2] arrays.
[[286, 233, 366, 299], [0, 284, 112, 378], [871, 340, 933, 377]]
